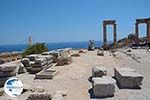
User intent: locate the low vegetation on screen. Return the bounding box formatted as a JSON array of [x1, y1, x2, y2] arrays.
[[22, 43, 48, 57]]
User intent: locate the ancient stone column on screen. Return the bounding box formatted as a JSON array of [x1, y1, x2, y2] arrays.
[[149, 23, 150, 42], [147, 22, 150, 42], [113, 24, 117, 48], [103, 24, 107, 45], [135, 23, 139, 43]]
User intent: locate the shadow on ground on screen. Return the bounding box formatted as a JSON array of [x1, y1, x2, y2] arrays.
[[112, 76, 142, 90], [88, 88, 114, 99]]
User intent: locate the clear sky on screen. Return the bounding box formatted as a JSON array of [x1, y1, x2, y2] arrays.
[[0, 0, 149, 45]]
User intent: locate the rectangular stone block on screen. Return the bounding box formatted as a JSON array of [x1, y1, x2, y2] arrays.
[[71, 53, 80, 57], [30, 61, 35, 66], [92, 76, 116, 97], [35, 58, 47, 66], [18, 64, 27, 74], [35, 69, 58, 79], [0, 88, 4, 96], [21, 58, 30, 63], [56, 57, 72, 66], [92, 66, 107, 77], [30, 68, 42, 73], [46, 59, 53, 65], [27, 54, 39, 61], [42, 52, 50, 55], [39, 55, 53, 64], [0, 71, 16, 78], [115, 67, 135, 72], [97, 50, 104, 56], [0, 78, 7, 87], [59, 50, 68, 58], [114, 67, 144, 88], [64, 48, 72, 56], [0, 63, 17, 72], [27, 92, 51, 100]]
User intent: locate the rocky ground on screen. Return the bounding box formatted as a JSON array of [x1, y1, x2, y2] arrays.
[[0, 48, 150, 100]]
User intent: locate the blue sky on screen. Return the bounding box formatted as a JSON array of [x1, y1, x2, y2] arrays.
[[0, 0, 149, 45]]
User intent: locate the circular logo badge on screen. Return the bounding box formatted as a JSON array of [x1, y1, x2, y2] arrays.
[[4, 77, 23, 97]]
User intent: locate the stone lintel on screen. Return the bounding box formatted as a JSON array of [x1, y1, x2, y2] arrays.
[[136, 18, 150, 24], [103, 20, 116, 25]]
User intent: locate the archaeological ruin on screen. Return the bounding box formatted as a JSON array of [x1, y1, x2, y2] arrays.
[[103, 20, 117, 49], [135, 18, 150, 43]]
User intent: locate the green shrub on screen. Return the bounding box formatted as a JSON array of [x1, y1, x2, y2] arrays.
[[22, 43, 48, 57]]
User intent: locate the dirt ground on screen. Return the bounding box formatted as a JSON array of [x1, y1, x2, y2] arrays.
[[1, 48, 150, 100]]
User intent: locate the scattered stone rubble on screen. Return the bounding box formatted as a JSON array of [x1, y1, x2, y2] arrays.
[[51, 51, 60, 63], [21, 54, 53, 73], [17, 62, 27, 74], [114, 67, 144, 88], [27, 90, 67, 100], [88, 40, 95, 51], [52, 91, 67, 100], [40, 55, 53, 67], [48, 49, 73, 66], [0, 61, 26, 87], [97, 49, 104, 56], [91, 66, 144, 98], [71, 50, 80, 57], [21, 48, 73, 78], [79, 49, 86, 53], [0, 88, 4, 96], [56, 49, 72, 66], [31, 57, 47, 73], [21, 58, 31, 71], [71, 53, 80, 57], [64, 48, 72, 56], [120, 48, 141, 63]]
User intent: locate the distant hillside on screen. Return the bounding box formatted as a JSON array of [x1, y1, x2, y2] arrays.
[[105, 33, 148, 49], [117, 33, 147, 47]]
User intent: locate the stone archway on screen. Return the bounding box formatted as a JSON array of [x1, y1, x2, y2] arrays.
[[103, 20, 117, 49], [135, 18, 150, 43]]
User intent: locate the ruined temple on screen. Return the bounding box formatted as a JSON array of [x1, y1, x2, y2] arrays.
[[103, 20, 117, 49]]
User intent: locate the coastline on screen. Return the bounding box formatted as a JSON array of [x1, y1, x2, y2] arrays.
[[0, 41, 103, 53]]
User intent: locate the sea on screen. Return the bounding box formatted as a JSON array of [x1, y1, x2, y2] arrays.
[[0, 41, 103, 53]]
